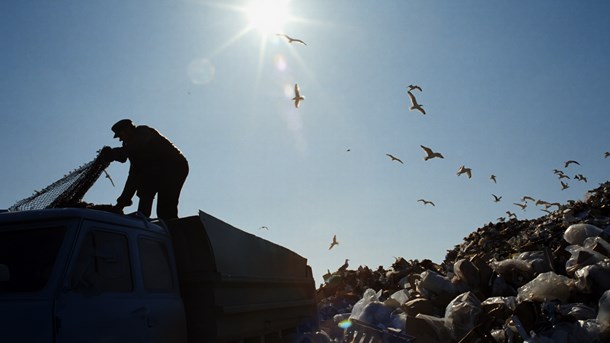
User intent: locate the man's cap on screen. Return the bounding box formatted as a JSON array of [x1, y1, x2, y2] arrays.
[[111, 119, 135, 138]]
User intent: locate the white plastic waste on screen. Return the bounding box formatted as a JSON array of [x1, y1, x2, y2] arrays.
[[564, 223, 604, 246]]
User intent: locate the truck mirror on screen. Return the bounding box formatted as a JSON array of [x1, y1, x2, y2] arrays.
[[0, 264, 9, 282]]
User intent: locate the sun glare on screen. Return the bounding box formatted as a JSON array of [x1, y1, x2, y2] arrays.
[[246, 0, 290, 35]]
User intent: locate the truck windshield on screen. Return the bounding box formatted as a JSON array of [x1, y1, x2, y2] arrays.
[[0, 226, 67, 293]]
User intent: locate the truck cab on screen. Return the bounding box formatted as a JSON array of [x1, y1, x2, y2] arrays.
[[0, 208, 187, 343], [0, 208, 317, 342]]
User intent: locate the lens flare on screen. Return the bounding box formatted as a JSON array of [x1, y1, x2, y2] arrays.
[[338, 319, 352, 329], [274, 54, 287, 71]]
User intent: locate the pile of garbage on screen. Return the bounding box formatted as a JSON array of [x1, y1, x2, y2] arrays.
[[316, 182, 610, 342]]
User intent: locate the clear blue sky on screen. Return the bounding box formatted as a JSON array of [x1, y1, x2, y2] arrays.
[[2, 0, 610, 285]]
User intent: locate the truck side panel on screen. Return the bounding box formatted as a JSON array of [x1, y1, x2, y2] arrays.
[[167, 211, 317, 342]]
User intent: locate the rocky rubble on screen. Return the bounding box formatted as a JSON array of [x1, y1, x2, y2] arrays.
[[316, 182, 610, 342]]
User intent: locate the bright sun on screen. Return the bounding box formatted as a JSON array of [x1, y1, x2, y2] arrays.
[[245, 0, 290, 35]]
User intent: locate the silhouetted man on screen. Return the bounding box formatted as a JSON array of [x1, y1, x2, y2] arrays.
[[101, 119, 189, 220]]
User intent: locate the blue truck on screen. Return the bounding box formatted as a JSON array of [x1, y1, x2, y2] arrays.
[[0, 208, 318, 342]]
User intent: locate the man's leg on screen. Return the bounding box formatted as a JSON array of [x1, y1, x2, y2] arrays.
[[157, 162, 188, 220], [137, 193, 155, 217]]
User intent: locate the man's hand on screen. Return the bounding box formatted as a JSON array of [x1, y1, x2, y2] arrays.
[[99, 146, 115, 163]]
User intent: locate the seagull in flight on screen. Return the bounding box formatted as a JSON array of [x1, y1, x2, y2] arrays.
[[386, 154, 404, 164], [513, 202, 527, 211], [418, 199, 435, 206], [420, 145, 444, 160], [259, 226, 269, 230], [506, 211, 516, 219], [561, 181, 569, 190], [407, 91, 426, 115], [102, 169, 115, 187], [564, 160, 580, 168], [490, 174, 497, 183], [407, 84, 422, 92], [292, 83, 305, 108], [492, 194, 502, 202], [456, 165, 472, 178], [521, 196, 535, 203], [328, 234, 339, 250], [276, 33, 307, 45], [574, 174, 588, 182], [605, 152, 610, 158]]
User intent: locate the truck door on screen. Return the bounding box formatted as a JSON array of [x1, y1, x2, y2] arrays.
[[136, 236, 187, 343], [55, 226, 149, 343]]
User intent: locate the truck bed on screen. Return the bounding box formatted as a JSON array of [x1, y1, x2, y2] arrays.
[[166, 211, 317, 342]]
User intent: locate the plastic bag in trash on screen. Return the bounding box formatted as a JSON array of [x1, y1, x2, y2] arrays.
[[349, 288, 378, 320], [563, 223, 604, 246], [517, 250, 553, 274], [356, 301, 394, 328], [386, 289, 409, 307], [583, 236, 610, 257], [565, 245, 609, 276], [536, 321, 599, 343], [598, 290, 610, 332], [416, 269, 457, 298], [557, 303, 597, 321], [491, 258, 535, 287], [413, 313, 452, 342], [453, 258, 480, 290], [481, 296, 517, 311], [574, 260, 610, 296], [444, 291, 482, 341], [517, 272, 572, 303]]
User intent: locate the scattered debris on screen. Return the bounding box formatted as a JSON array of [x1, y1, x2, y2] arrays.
[[317, 181, 610, 342]]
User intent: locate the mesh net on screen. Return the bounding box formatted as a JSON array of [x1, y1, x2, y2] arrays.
[[9, 149, 112, 212]]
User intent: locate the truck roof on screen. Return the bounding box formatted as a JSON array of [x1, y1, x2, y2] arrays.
[[0, 208, 165, 235]]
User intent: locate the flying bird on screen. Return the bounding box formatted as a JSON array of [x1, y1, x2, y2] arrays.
[[420, 145, 444, 160], [513, 202, 527, 211], [506, 211, 516, 219], [561, 181, 569, 190], [259, 226, 269, 230], [605, 152, 610, 158], [574, 174, 588, 182], [386, 154, 404, 164], [456, 165, 472, 178], [328, 235, 339, 250], [535, 199, 550, 207], [557, 173, 570, 180], [521, 196, 535, 203], [276, 33, 307, 45], [407, 91, 426, 115], [418, 199, 435, 206], [407, 84, 422, 92], [102, 169, 115, 187], [292, 83, 305, 108], [564, 160, 580, 168], [490, 174, 497, 183], [545, 202, 561, 209], [492, 194, 502, 202], [541, 209, 552, 215]]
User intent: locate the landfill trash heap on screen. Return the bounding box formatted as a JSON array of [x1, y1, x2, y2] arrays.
[[316, 182, 610, 342]]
